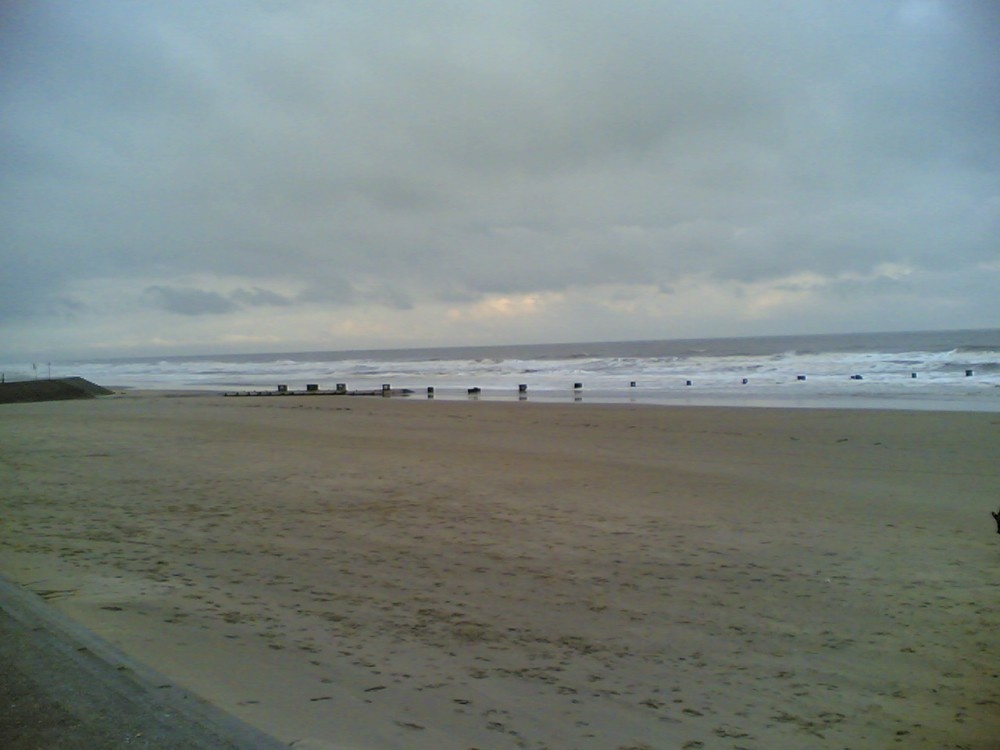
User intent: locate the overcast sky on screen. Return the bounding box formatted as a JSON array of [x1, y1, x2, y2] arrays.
[[2, 1, 998, 360]]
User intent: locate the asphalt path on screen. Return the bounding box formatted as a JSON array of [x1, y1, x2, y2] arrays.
[[0, 575, 288, 750]]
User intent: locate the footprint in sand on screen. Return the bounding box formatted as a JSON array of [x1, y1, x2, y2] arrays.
[[288, 741, 341, 750]]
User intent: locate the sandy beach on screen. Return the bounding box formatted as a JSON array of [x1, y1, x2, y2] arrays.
[[1, 392, 998, 749]]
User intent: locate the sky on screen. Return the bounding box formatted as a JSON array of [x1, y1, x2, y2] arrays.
[[2, 0, 998, 360]]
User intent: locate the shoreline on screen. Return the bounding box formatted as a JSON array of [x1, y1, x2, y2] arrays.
[[27, 326, 997, 413], [120, 384, 1000, 413], [1, 393, 998, 748]]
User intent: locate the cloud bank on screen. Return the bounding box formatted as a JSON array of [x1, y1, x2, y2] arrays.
[[2, 1, 998, 358]]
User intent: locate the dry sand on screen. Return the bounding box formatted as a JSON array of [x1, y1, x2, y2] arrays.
[[0, 392, 998, 749]]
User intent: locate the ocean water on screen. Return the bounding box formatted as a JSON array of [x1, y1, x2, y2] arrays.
[[5, 329, 999, 412]]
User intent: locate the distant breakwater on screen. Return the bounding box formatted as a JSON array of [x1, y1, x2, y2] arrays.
[[0, 377, 113, 405]]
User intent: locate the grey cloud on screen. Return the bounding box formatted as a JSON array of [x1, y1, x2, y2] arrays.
[[143, 285, 295, 315], [824, 275, 913, 300], [296, 276, 358, 306], [2, 0, 998, 354], [230, 287, 292, 307], [367, 284, 415, 311], [143, 286, 237, 316]]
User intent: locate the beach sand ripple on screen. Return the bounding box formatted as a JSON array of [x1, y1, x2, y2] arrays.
[[1, 395, 998, 748]]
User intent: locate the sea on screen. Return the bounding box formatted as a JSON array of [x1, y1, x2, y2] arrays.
[[6, 329, 1000, 412]]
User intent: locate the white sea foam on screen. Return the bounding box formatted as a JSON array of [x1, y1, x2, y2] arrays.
[[4, 330, 997, 411]]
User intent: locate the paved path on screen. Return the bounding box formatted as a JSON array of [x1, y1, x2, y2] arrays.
[[0, 576, 288, 750]]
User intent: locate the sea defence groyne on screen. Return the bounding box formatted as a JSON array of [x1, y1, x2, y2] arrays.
[[0, 377, 114, 405], [224, 384, 414, 398]]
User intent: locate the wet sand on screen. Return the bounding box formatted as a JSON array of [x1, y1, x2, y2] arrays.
[[1, 393, 998, 748]]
